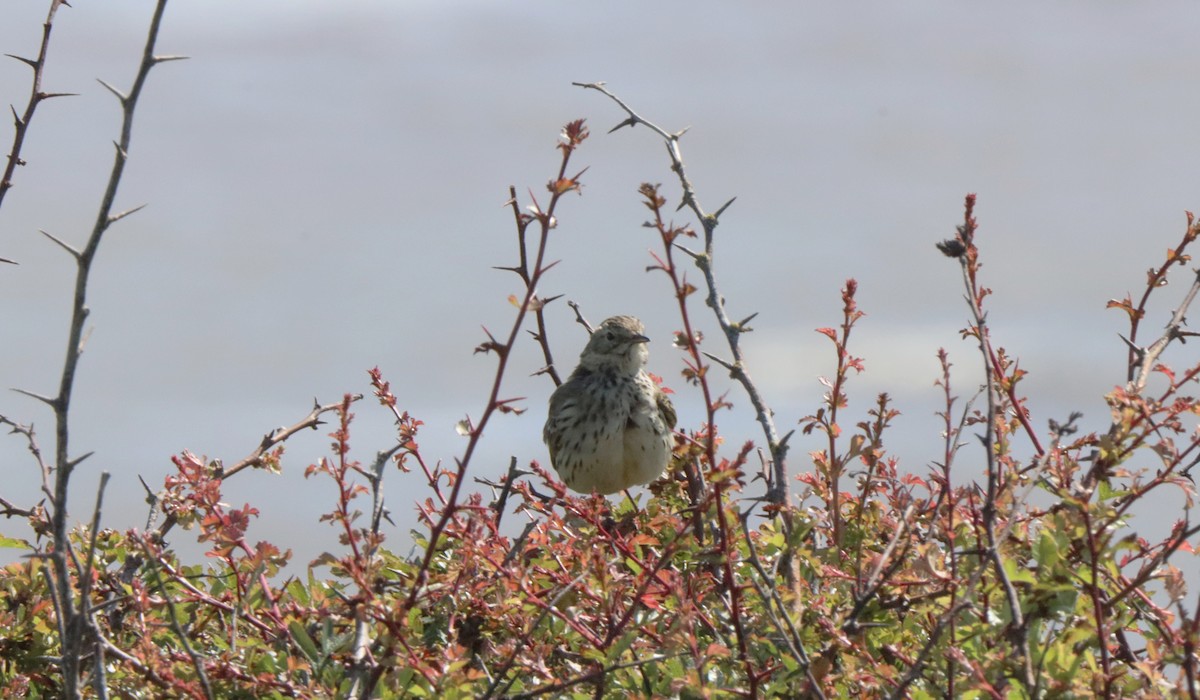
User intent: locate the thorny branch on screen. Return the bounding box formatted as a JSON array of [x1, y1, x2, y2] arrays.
[[0, 0, 75, 224], [401, 119, 589, 613], [1113, 212, 1200, 388], [1088, 216, 1200, 489], [628, 160, 760, 694], [937, 194, 1035, 691], [221, 396, 359, 481], [4, 2, 183, 695], [574, 81, 791, 512], [116, 397, 356, 594], [501, 183, 566, 387]]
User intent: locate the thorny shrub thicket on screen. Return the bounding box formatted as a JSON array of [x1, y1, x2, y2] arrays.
[[3, 3, 1200, 698]]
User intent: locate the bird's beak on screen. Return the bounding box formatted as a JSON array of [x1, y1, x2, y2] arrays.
[[632, 334, 650, 344]]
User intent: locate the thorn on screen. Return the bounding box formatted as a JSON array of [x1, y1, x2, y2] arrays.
[[672, 243, 701, 261], [714, 196, 737, 219], [4, 54, 37, 70], [107, 203, 147, 225], [11, 387, 58, 409], [137, 475, 157, 502], [736, 311, 759, 330], [151, 55, 190, 64], [96, 79, 127, 102], [607, 116, 638, 134], [38, 92, 78, 101], [66, 451, 94, 470], [78, 325, 93, 355], [10, 104, 22, 127], [701, 351, 736, 372], [112, 141, 128, 159], [0, 256, 17, 265], [1117, 333, 1142, 354], [39, 230, 80, 259]]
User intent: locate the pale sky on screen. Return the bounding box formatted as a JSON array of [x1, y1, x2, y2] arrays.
[[2, 1, 1199, 574]]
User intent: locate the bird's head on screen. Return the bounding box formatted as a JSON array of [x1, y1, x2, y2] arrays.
[[578, 315, 650, 373]]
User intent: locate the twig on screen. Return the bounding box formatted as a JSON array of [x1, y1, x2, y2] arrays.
[[22, 4, 179, 694], [221, 396, 359, 480], [138, 537, 215, 700], [938, 195, 1035, 691], [1115, 212, 1200, 385], [1087, 265, 1200, 489], [842, 504, 916, 634], [886, 601, 973, 700], [505, 653, 688, 699], [0, 415, 54, 512], [575, 81, 790, 512], [79, 473, 110, 698], [567, 299, 593, 333], [501, 185, 565, 387], [0, 0, 76, 220], [738, 507, 826, 699], [482, 570, 593, 698], [402, 119, 589, 613]]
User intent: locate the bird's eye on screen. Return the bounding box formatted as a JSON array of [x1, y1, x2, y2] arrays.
[[605, 331, 615, 341]]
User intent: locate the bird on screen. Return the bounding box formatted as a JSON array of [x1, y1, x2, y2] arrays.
[[543, 315, 677, 495]]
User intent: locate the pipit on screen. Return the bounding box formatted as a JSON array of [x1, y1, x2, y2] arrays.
[[543, 315, 677, 495]]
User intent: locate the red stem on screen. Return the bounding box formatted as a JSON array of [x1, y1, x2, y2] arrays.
[[402, 122, 588, 612]]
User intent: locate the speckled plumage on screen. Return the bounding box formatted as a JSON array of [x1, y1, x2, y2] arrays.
[[543, 316, 676, 494]]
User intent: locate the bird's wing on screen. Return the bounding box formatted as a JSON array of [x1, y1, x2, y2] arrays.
[[656, 389, 677, 430]]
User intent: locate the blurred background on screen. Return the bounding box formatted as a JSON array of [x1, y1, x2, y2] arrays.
[[1, 1, 1199, 574]]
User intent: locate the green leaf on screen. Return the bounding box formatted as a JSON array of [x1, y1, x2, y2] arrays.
[[1002, 557, 1036, 585], [0, 534, 32, 549], [289, 620, 320, 663], [606, 630, 638, 662], [286, 577, 311, 606], [1034, 530, 1058, 566]]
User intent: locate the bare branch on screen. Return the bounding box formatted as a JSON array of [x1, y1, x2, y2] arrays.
[[36, 3, 177, 693], [222, 396, 360, 479], [0, 0, 72, 217], [1129, 268, 1200, 396], [566, 299, 593, 333]]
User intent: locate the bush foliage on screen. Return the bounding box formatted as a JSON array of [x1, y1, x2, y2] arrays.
[[3, 3, 1200, 698]]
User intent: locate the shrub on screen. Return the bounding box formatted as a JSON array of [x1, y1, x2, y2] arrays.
[[2, 4, 1199, 698]]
